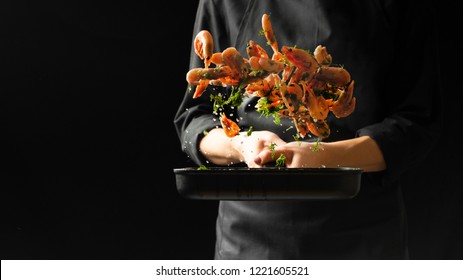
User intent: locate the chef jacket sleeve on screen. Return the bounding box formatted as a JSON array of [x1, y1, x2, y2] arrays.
[[356, 1, 443, 184], [173, 0, 238, 166]]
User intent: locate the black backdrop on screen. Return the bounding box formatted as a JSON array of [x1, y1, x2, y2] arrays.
[[1, 1, 461, 260]]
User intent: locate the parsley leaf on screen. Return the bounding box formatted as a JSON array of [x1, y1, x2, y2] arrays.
[[270, 142, 276, 158], [246, 126, 254, 136], [312, 138, 321, 152], [275, 154, 286, 167]]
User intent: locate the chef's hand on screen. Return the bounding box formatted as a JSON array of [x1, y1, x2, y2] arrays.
[[199, 128, 286, 168], [234, 130, 287, 168], [254, 141, 326, 168], [254, 136, 387, 171]]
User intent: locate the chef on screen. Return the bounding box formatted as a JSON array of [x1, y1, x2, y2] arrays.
[[174, 0, 442, 259]]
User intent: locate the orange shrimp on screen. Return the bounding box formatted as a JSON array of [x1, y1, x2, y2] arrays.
[[186, 66, 235, 98], [261, 14, 279, 56], [304, 84, 329, 121], [315, 66, 351, 87], [186, 13, 356, 141], [281, 46, 319, 75], [194, 30, 214, 68], [246, 73, 281, 97], [278, 82, 300, 117], [245, 78, 271, 97], [287, 67, 307, 84], [210, 52, 223, 66], [330, 81, 356, 118], [220, 114, 240, 137], [283, 82, 309, 116], [308, 118, 330, 139], [287, 83, 304, 100], [186, 66, 233, 86], [246, 40, 269, 59], [248, 56, 285, 73], [192, 79, 210, 99], [222, 47, 249, 80], [313, 45, 332, 65], [293, 116, 310, 138]]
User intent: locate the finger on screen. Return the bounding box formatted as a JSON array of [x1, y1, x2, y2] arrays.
[[254, 149, 283, 166], [272, 139, 287, 147], [247, 161, 263, 168]]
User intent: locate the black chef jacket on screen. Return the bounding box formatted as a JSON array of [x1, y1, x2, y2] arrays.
[[174, 0, 442, 259]]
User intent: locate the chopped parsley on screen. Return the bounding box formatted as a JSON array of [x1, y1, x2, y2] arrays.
[[246, 126, 254, 136], [314, 88, 340, 101], [209, 86, 244, 114], [255, 97, 283, 125], [197, 165, 209, 170], [270, 142, 276, 158], [210, 94, 226, 114], [292, 134, 302, 145], [275, 154, 286, 167], [228, 87, 244, 107], [312, 138, 321, 152], [249, 70, 265, 77]]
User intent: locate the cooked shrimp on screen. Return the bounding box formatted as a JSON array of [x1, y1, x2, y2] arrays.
[[247, 72, 282, 96], [304, 85, 329, 121], [248, 56, 285, 73], [262, 14, 279, 56], [192, 79, 210, 99], [308, 118, 330, 139], [220, 113, 240, 137], [248, 56, 263, 71], [245, 78, 271, 97], [313, 45, 332, 65], [294, 116, 310, 138], [330, 81, 356, 118], [281, 46, 319, 75], [194, 30, 214, 68], [287, 82, 304, 100], [246, 40, 269, 58], [279, 82, 304, 116], [315, 66, 351, 87], [210, 52, 223, 66], [222, 47, 249, 79], [186, 14, 356, 140], [186, 66, 233, 86]]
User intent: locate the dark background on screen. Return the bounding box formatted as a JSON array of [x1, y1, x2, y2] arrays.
[[1, 0, 461, 259]]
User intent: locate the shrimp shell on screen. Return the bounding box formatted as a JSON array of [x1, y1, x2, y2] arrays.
[[313, 45, 332, 65], [330, 80, 356, 118], [262, 14, 279, 55], [186, 66, 233, 85], [220, 114, 240, 137], [222, 47, 249, 79], [281, 46, 319, 74], [315, 66, 351, 87], [194, 30, 214, 68]]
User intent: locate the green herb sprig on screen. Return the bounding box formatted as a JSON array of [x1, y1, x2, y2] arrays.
[[197, 165, 209, 170], [275, 154, 286, 167], [270, 142, 276, 158]]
